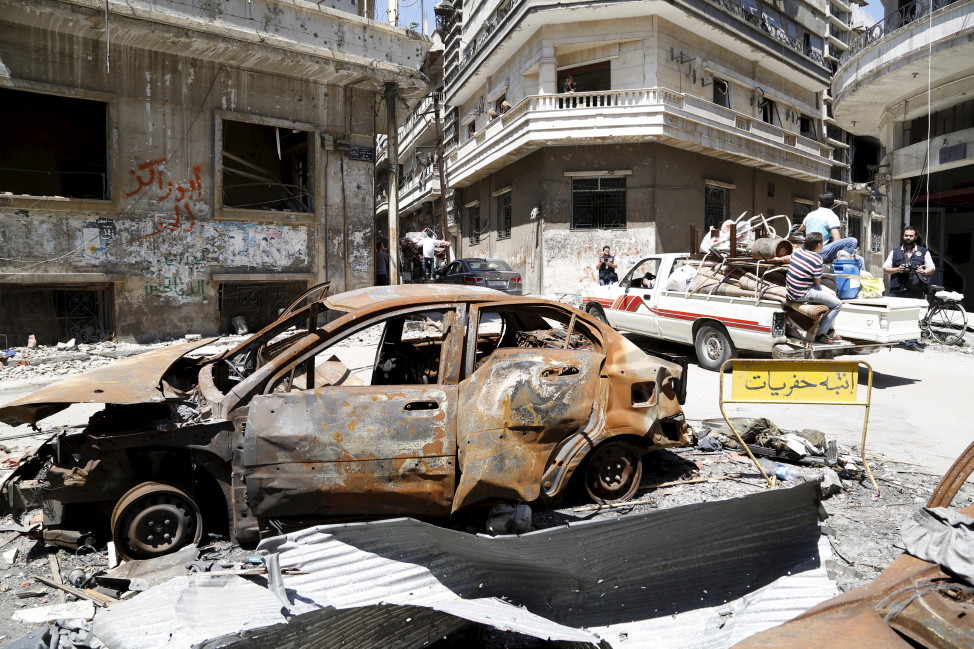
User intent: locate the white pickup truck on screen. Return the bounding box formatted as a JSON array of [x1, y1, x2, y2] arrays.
[[582, 253, 923, 370]]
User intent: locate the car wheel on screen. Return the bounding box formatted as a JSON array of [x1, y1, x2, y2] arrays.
[[584, 441, 643, 504], [586, 303, 607, 323], [694, 323, 735, 372], [111, 482, 203, 560]]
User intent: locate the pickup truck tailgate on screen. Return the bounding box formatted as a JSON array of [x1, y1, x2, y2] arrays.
[[834, 296, 922, 343]]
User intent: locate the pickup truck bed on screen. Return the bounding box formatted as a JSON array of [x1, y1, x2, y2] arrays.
[[583, 254, 923, 370]]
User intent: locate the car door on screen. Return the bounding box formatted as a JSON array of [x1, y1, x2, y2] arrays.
[[452, 304, 603, 511], [608, 257, 661, 336], [441, 261, 463, 284], [241, 305, 464, 519]]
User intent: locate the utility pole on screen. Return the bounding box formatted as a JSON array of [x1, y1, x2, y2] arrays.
[[433, 92, 450, 254], [387, 0, 398, 25], [385, 82, 400, 284]]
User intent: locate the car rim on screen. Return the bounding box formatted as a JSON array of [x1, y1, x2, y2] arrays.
[[112, 483, 202, 560], [585, 442, 642, 504], [704, 332, 723, 361]]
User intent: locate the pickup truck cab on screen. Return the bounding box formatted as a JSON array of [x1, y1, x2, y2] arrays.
[[583, 253, 923, 370]]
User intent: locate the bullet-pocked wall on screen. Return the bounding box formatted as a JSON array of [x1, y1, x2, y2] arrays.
[[0, 0, 429, 343], [456, 143, 820, 296]]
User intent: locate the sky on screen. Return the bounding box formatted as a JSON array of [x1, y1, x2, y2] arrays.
[[376, 0, 889, 36]]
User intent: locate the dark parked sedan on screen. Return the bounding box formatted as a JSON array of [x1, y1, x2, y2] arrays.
[[434, 258, 523, 295]]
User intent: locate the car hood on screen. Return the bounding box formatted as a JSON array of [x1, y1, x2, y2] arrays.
[[0, 339, 218, 427]]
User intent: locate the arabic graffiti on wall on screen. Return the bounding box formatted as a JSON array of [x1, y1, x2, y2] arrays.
[[123, 159, 204, 239], [139, 222, 309, 301], [729, 361, 860, 404]]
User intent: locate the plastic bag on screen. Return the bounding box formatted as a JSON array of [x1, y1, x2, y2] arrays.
[[858, 271, 884, 298], [666, 263, 698, 291]]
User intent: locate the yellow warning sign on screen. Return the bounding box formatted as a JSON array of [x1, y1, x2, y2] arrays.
[[730, 360, 859, 404]]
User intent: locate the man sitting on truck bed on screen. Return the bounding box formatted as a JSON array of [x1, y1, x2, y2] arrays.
[[785, 232, 843, 344]]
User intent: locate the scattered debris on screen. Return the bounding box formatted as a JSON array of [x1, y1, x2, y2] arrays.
[[12, 601, 95, 624]]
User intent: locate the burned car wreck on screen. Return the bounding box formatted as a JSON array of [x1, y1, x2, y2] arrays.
[[0, 284, 691, 559]]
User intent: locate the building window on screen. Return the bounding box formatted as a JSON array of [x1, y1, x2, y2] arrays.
[[704, 185, 730, 231], [571, 177, 626, 230], [793, 201, 813, 223], [870, 217, 884, 254], [221, 119, 311, 212], [497, 193, 512, 239], [767, 182, 775, 198], [713, 79, 730, 108], [218, 281, 308, 334], [760, 98, 777, 125], [467, 121, 476, 138], [847, 211, 863, 245], [800, 114, 816, 139], [468, 204, 481, 245], [0, 88, 109, 199], [0, 284, 114, 345], [558, 61, 612, 94]]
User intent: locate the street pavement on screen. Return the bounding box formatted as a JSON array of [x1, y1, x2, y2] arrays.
[[653, 339, 974, 477]]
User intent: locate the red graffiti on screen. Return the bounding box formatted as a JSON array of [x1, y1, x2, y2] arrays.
[[125, 161, 204, 239]]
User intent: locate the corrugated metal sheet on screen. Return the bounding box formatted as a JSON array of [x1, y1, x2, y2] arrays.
[[91, 482, 837, 649]]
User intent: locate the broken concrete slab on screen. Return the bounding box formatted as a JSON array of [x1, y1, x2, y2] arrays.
[[12, 600, 95, 624]]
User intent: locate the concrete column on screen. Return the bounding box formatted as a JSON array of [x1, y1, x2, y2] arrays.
[[538, 45, 560, 95], [385, 83, 400, 284], [387, 0, 398, 25], [644, 16, 658, 88]]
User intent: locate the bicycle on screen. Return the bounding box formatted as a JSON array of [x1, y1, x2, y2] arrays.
[[903, 267, 968, 345]]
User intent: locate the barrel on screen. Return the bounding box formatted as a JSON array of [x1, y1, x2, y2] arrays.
[[833, 259, 861, 299], [751, 237, 793, 261]]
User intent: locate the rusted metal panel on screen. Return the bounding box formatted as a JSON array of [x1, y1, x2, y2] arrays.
[[731, 501, 974, 649], [453, 349, 602, 510], [243, 386, 457, 517], [0, 338, 218, 426]]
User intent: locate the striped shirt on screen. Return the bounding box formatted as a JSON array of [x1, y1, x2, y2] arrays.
[[786, 247, 823, 301]]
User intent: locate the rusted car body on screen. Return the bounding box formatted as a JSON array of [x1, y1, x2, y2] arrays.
[[0, 284, 691, 559]]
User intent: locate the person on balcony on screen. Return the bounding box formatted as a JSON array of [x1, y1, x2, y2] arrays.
[[500, 100, 511, 113], [488, 107, 498, 120], [562, 75, 576, 93]]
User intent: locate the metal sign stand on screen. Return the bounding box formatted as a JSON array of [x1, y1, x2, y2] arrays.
[[718, 358, 879, 496]]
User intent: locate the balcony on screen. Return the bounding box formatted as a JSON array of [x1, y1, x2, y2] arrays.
[[448, 0, 829, 104], [447, 89, 832, 187], [834, 0, 973, 136], [399, 164, 442, 214]]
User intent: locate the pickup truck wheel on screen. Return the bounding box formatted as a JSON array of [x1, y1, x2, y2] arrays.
[[111, 482, 203, 560], [584, 441, 643, 504], [695, 324, 735, 371], [586, 303, 607, 323]]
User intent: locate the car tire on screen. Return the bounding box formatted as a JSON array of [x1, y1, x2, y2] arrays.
[[111, 482, 203, 560], [586, 303, 607, 323], [694, 323, 735, 372], [584, 440, 643, 504]]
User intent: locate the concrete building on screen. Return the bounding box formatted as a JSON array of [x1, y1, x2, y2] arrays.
[[833, 0, 974, 305], [0, 0, 429, 344], [433, 0, 855, 295]]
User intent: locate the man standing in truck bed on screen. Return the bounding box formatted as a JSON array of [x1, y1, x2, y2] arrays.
[[799, 192, 863, 268]]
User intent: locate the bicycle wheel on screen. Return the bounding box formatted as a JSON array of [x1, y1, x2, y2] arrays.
[[926, 303, 968, 346]]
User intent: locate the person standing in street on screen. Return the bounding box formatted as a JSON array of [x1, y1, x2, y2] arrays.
[[883, 225, 935, 352], [413, 232, 450, 281], [785, 232, 843, 344], [596, 245, 618, 286], [798, 192, 863, 267], [375, 242, 390, 286]]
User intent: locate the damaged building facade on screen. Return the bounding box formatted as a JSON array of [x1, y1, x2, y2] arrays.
[[0, 0, 428, 344], [833, 0, 974, 307], [433, 0, 867, 295]]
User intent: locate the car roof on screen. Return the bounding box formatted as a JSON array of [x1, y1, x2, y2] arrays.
[[323, 283, 513, 311]]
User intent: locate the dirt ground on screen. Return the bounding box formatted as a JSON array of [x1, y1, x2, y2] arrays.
[[0, 337, 971, 645]]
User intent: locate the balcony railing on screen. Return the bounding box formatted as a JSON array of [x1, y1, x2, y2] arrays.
[[400, 163, 441, 209], [841, 0, 961, 64], [448, 88, 831, 183]]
